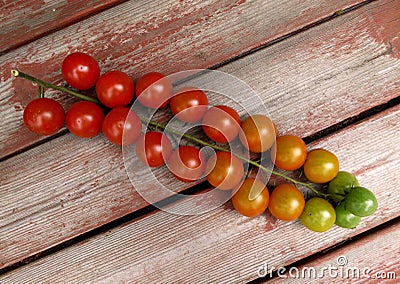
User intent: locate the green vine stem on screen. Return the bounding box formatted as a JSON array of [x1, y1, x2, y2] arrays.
[[11, 69, 100, 104], [12, 69, 327, 198], [147, 120, 327, 198]]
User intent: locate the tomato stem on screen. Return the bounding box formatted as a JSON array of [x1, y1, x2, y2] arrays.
[[146, 119, 326, 197], [11, 69, 100, 104], [146, 119, 231, 153]]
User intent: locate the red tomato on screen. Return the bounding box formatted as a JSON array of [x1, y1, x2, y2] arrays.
[[23, 98, 65, 135], [170, 87, 208, 123], [135, 72, 172, 109], [135, 132, 173, 167], [167, 146, 206, 182], [62, 52, 100, 90], [96, 70, 134, 108], [102, 107, 142, 145], [66, 101, 104, 138], [239, 115, 276, 153], [303, 149, 339, 183], [205, 151, 244, 190], [202, 105, 241, 143], [268, 184, 305, 221], [270, 135, 307, 171], [232, 178, 269, 217]]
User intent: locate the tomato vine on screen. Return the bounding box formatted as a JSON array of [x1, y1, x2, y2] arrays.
[[11, 52, 378, 232]]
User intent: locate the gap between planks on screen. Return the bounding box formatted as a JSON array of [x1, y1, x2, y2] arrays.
[[263, 219, 400, 283], [251, 216, 400, 283], [0, 0, 129, 55]]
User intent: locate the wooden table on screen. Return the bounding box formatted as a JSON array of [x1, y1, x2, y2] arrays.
[[1, 0, 399, 282]]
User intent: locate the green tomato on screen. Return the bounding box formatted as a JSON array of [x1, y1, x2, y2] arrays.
[[327, 171, 359, 202], [344, 186, 378, 217], [300, 197, 336, 232], [335, 202, 361, 229]]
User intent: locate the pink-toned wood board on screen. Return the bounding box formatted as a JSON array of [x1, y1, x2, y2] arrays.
[[0, 0, 127, 54], [0, 0, 370, 159], [267, 222, 400, 283], [1, 104, 399, 282], [1, 0, 399, 269], [220, 0, 400, 138]]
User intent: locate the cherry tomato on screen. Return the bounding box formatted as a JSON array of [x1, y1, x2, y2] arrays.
[[344, 186, 378, 217], [202, 105, 241, 143], [239, 115, 276, 153], [327, 171, 359, 202], [102, 107, 142, 145], [66, 101, 104, 138], [170, 87, 208, 123], [335, 202, 361, 229], [62, 52, 100, 90], [232, 178, 269, 217], [271, 135, 307, 171], [96, 70, 134, 108], [135, 72, 172, 109], [167, 146, 206, 182], [268, 183, 305, 221], [23, 98, 65, 135], [303, 149, 339, 184], [135, 132, 173, 167], [205, 151, 244, 190], [300, 197, 336, 232]]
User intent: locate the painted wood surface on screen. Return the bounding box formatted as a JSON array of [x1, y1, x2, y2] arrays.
[[1, 104, 399, 282], [0, 0, 127, 54], [1, 0, 399, 269], [0, 0, 368, 159], [267, 222, 400, 283]]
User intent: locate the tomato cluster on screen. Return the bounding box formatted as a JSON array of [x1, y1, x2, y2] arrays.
[[23, 52, 172, 145], [20, 52, 378, 233]]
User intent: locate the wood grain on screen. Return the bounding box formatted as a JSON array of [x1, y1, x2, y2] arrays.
[[1, 104, 399, 282], [267, 222, 400, 283], [0, 0, 399, 269], [0, 0, 367, 159], [0, 0, 126, 54]]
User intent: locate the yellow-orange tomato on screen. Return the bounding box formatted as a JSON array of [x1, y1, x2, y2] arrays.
[[239, 115, 276, 153], [232, 178, 269, 217], [268, 184, 305, 221], [303, 149, 339, 183], [270, 135, 307, 171], [205, 151, 244, 190]]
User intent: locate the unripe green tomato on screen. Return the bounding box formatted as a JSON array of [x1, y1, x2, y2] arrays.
[[327, 171, 359, 202], [335, 202, 361, 229], [300, 197, 336, 232], [344, 186, 378, 217]]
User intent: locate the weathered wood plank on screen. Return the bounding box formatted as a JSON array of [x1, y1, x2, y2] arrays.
[[0, 0, 368, 159], [267, 222, 400, 283], [0, 0, 399, 269], [220, 0, 400, 138], [1, 104, 399, 282], [0, 0, 126, 54]]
